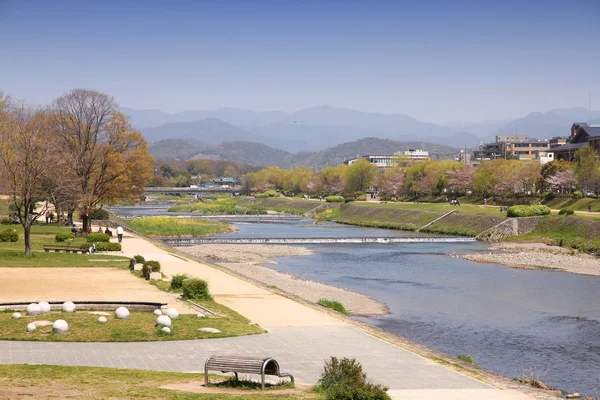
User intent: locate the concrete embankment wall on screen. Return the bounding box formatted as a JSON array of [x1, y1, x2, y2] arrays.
[[477, 217, 542, 241]]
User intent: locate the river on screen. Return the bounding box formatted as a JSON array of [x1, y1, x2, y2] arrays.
[[113, 205, 600, 395]]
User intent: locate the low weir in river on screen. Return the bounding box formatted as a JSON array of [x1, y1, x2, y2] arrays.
[[157, 236, 476, 245]]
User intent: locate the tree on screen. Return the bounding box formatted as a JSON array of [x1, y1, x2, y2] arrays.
[[445, 167, 475, 193], [574, 147, 600, 196], [546, 170, 576, 194], [375, 169, 405, 198], [51, 89, 154, 230], [345, 158, 376, 193], [0, 103, 65, 254]]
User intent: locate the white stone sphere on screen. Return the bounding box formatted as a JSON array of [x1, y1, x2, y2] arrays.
[[165, 308, 179, 319], [161, 326, 171, 334], [156, 315, 172, 327], [27, 303, 41, 316], [62, 301, 76, 312], [27, 323, 37, 332], [115, 307, 130, 320], [52, 319, 69, 334], [98, 316, 108, 324], [12, 312, 21, 319], [38, 301, 51, 314], [196, 313, 205, 318], [153, 309, 162, 316]]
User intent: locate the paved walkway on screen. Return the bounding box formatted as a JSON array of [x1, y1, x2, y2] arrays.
[[0, 228, 543, 400]]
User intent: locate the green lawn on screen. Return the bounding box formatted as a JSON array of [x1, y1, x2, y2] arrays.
[[0, 224, 129, 267], [0, 299, 263, 342], [128, 216, 233, 237], [0, 365, 314, 399], [354, 201, 505, 216]]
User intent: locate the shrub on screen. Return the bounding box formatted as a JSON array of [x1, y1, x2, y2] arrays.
[[318, 299, 349, 315], [265, 189, 278, 197], [542, 192, 555, 201], [143, 260, 161, 272], [55, 232, 75, 242], [507, 205, 551, 217], [558, 209, 574, 215], [572, 190, 583, 199], [88, 208, 109, 220], [93, 242, 122, 251], [457, 355, 474, 364], [170, 273, 189, 290], [0, 229, 18, 242], [133, 254, 145, 263], [254, 193, 269, 198], [86, 233, 110, 243], [315, 357, 390, 400], [1, 218, 13, 225], [182, 278, 212, 300], [326, 196, 345, 203]]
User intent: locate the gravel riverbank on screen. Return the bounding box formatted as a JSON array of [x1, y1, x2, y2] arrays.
[[175, 244, 388, 317], [463, 242, 600, 276]]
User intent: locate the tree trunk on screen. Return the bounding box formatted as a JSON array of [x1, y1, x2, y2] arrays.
[[67, 210, 73, 226], [24, 223, 32, 255], [82, 213, 89, 231]]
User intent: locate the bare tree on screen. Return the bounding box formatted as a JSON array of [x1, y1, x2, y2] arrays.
[[0, 103, 61, 254]]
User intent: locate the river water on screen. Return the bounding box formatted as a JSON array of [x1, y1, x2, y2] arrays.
[[215, 220, 600, 396], [113, 206, 600, 395]]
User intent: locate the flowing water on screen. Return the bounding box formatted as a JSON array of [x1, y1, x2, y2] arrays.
[[114, 205, 600, 395]]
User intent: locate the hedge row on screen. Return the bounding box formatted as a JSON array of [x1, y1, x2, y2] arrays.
[[507, 205, 551, 217], [86, 233, 110, 243], [326, 195, 345, 203], [55, 233, 74, 242], [0, 229, 18, 242]]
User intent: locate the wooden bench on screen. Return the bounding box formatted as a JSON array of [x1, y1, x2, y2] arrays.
[[204, 355, 294, 390], [43, 245, 87, 254]]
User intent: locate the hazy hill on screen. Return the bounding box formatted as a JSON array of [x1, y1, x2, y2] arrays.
[[142, 118, 259, 144], [493, 107, 600, 138], [148, 139, 206, 161], [148, 137, 460, 168]]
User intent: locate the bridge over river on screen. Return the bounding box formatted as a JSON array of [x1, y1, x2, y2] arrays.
[[157, 236, 476, 245]]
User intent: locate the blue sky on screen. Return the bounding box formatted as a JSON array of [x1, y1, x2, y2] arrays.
[[1, 0, 599, 123]]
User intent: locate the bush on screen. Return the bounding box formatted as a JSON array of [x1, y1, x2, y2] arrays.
[[318, 299, 349, 315], [0, 229, 18, 242], [558, 209, 574, 215], [143, 260, 161, 272], [254, 193, 269, 198], [88, 208, 109, 220], [507, 205, 551, 217], [572, 190, 583, 199], [55, 232, 75, 242], [265, 189, 279, 197], [86, 233, 110, 243], [1, 218, 13, 225], [182, 278, 212, 300], [93, 242, 122, 251], [326, 196, 345, 203], [133, 254, 145, 264], [457, 354, 474, 364], [315, 357, 390, 400], [170, 273, 189, 290], [542, 192, 556, 201]]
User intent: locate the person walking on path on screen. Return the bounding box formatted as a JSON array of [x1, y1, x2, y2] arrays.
[[116, 225, 124, 243]]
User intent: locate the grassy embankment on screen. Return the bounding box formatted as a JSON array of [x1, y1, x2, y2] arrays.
[[0, 365, 314, 399], [235, 197, 319, 214], [544, 197, 600, 212], [0, 224, 129, 268], [128, 216, 233, 237], [169, 197, 267, 214], [0, 298, 263, 342]]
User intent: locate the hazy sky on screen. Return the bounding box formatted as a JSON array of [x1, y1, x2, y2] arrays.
[[1, 0, 599, 123]]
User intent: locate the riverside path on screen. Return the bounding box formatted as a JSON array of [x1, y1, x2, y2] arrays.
[[0, 229, 550, 400]]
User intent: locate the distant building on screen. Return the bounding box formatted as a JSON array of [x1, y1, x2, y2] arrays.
[[345, 149, 430, 168], [474, 135, 564, 162], [211, 177, 238, 187], [553, 123, 600, 161], [537, 151, 555, 164]]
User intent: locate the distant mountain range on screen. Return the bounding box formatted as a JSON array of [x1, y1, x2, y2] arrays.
[[123, 105, 600, 166]]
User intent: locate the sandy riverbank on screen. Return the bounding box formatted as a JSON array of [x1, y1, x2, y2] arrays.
[[175, 244, 388, 317], [463, 242, 600, 276]]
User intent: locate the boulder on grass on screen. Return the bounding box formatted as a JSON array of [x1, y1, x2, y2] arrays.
[[98, 316, 107, 324], [196, 313, 205, 318], [62, 301, 76, 313], [161, 326, 171, 334], [52, 319, 69, 334], [156, 315, 172, 327], [153, 309, 162, 316], [38, 301, 51, 314], [115, 307, 130, 320], [165, 308, 179, 319], [198, 327, 221, 333], [32, 320, 53, 327], [12, 312, 21, 319], [27, 303, 41, 316], [26, 323, 36, 332]]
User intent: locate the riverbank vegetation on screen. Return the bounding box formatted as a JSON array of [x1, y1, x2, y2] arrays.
[[317, 299, 350, 315], [128, 216, 232, 237]]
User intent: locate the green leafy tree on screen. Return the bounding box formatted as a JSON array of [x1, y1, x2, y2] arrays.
[[574, 147, 600, 196], [345, 158, 376, 193]]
